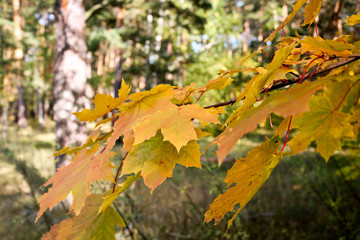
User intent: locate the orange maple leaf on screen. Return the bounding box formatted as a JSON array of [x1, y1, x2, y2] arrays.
[[36, 144, 117, 222]]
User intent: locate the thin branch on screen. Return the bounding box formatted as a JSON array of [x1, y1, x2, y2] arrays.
[[113, 152, 128, 193], [204, 54, 360, 109]]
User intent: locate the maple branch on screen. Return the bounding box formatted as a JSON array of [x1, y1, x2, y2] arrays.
[[112, 152, 128, 193], [204, 54, 360, 109]]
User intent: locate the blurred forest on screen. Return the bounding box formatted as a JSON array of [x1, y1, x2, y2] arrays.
[[0, 0, 360, 239]]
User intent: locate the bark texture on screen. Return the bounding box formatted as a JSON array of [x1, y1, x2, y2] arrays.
[[54, 0, 90, 169]]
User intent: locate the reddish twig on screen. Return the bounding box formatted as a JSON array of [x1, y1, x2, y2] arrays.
[[204, 54, 360, 109], [112, 152, 129, 193], [351, 26, 360, 43], [298, 57, 325, 84]]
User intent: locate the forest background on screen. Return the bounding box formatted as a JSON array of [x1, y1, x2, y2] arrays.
[[0, 0, 359, 239]]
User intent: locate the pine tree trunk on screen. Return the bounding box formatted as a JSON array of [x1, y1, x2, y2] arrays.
[[54, 0, 90, 169], [12, 0, 27, 128], [113, 8, 125, 98]]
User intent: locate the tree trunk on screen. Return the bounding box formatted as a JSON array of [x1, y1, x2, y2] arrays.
[[12, 0, 27, 128], [54, 0, 90, 169], [113, 8, 125, 98]]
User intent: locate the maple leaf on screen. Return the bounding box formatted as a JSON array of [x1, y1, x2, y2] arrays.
[[300, 37, 353, 58], [346, 12, 360, 25], [36, 144, 117, 222], [121, 131, 201, 190], [176, 140, 202, 168], [205, 75, 234, 91], [74, 79, 130, 122], [104, 84, 175, 154], [234, 45, 295, 112], [351, 109, 360, 136], [265, 0, 307, 42], [42, 193, 125, 240], [289, 80, 355, 160], [133, 104, 219, 151], [215, 79, 325, 164], [205, 137, 284, 229], [54, 128, 111, 156], [302, 0, 322, 26]]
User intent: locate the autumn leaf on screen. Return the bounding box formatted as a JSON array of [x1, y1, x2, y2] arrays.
[[104, 84, 175, 154], [122, 131, 201, 190], [215, 79, 325, 164], [351, 109, 360, 136], [205, 75, 234, 91], [42, 193, 125, 240], [176, 140, 202, 168], [121, 131, 177, 190], [233, 45, 295, 112], [133, 104, 219, 151], [289, 80, 355, 160], [54, 128, 111, 156], [74, 79, 130, 122], [300, 37, 353, 58], [302, 0, 322, 26], [205, 137, 284, 229], [265, 0, 307, 42], [346, 12, 360, 25], [36, 145, 117, 222]]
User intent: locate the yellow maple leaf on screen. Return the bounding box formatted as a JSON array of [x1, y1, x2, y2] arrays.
[[351, 109, 360, 136], [215, 79, 325, 164], [133, 104, 219, 151], [36, 144, 117, 222], [42, 193, 125, 240], [122, 131, 201, 190], [302, 0, 322, 26], [289, 81, 355, 160], [233, 45, 295, 114], [205, 137, 284, 229], [74, 79, 130, 122], [346, 12, 360, 25], [300, 37, 353, 58], [265, 0, 307, 42], [205, 75, 234, 91], [176, 140, 202, 168]]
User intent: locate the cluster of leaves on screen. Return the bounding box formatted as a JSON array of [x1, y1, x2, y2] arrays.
[[36, 1, 360, 239]]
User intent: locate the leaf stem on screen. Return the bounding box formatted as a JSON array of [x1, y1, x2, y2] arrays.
[[314, 19, 319, 37], [261, 49, 273, 58], [281, 116, 292, 152], [196, 90, 205, 103], [298, 57, 325, 84], [112, 151, 128, 193], [179, 92, 192, 106]]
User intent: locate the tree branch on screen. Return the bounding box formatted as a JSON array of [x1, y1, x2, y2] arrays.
[[204, 54, 360, 109]]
